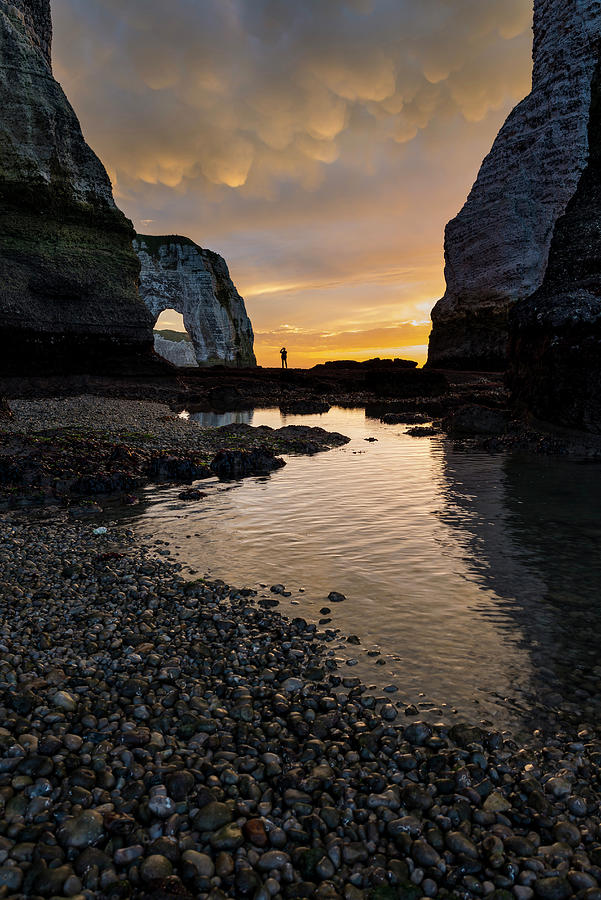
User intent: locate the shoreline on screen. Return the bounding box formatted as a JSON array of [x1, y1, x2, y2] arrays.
[[0, 396, 349, 510], [0, 512, 600, 899]]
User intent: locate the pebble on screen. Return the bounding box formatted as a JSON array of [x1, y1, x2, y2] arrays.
[[0, 512, 597, 900], [140, 854, 173, 882], [181, 849, 215, 877], [59, 810, 104, 848], [53, 690, 77, 712]]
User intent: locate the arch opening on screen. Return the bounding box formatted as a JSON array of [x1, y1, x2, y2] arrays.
[[153, 310, 198, 367]]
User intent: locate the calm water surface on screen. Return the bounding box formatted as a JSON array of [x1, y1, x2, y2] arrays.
[[113, 407, 601, 735]]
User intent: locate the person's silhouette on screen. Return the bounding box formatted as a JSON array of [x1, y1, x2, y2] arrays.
[[280, 347, 288, 369]]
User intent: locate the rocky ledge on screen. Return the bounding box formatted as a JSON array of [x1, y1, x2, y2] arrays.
[[0, 396, 349, 507]]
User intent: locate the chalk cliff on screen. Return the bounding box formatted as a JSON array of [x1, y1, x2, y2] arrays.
[[428, 0, 601, 370], [0, 0, 157, 375], [509, 56, 601, 432], [135, 236, 256, 367], [153, 334, 199, 368]]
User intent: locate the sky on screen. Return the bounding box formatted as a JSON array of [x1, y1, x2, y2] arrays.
[[52, 0, 534, 367]]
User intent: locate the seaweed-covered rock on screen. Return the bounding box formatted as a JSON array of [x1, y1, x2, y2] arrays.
[[210, 448, 285, 480]]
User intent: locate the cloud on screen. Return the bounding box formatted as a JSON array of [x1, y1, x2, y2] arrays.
[[51, 0, 533, 363]]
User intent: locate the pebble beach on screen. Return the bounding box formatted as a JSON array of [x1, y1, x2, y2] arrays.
[[0, 508, 601, 900]]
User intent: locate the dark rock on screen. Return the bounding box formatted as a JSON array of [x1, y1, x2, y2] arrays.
[[166, 771, 195, 801], [320, 357, 417, 369], [448, 723, 486, 748], [442, 405, 510, 436], [193, 801, 232, 832], [534, 877, 573, 900], [149, 456, 212, 482], [509, 59, 601, 432], [404, 721, 432, 745], [178, 489, 206, 501], [280, 398, 331, 415], [210, 448, 286, 480], [365, 369, 449, 399], [207, 386, 253, 409], [381, 412, 432, 425]]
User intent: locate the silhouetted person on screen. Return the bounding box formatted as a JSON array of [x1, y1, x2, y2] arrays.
[[280, 347, 288, 369]]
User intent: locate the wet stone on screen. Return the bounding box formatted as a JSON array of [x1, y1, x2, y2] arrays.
[[446, 831, 479, 858], [404, 721, 432, 745], [60, 810, 104, 848], [209, 824, 244, 851], [412, 839, 441, 868], [257, 850, 291, 871], [140, 854, 173, 883], [194, 801, 232, 831], [534, 877, 573, 900], [166, 770, 195, 801], [53, 690, 77, 712], [181, 850, 215, 877]]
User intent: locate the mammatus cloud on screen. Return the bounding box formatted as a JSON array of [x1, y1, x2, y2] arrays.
[[52, 0, 533, 365]]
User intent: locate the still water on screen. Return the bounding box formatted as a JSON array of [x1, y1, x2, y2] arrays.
[[113, 407, 601, 736]]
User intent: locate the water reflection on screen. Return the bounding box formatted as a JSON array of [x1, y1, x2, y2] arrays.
[[439, 448, 601, 732], [187, 409, 253, 428], [111, 407, 601, 735]]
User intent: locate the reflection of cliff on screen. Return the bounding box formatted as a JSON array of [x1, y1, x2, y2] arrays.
[[439, 447, 601, 720], [189, 410, 252, 428]]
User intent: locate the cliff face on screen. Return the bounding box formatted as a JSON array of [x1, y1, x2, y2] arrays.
[[428, 0, 601, 370], [508, 56, 601, 432], [153, 334, 199, 368], [0, 0, 158, 375], [135, 236, 256, 367]]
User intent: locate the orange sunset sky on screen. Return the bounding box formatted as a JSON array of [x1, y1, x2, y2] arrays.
[[52, 0, 534, 367]]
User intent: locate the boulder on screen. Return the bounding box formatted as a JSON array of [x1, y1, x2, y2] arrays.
[[154, 334, 198, 368], [442, 405, 510, 437], [210, 448, 286, 480]]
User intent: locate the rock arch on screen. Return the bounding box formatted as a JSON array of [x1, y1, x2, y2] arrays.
[[134, 235, 256, 367]]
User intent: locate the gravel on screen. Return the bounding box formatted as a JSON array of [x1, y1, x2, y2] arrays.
[[0, 512, 600, 900]]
